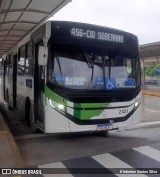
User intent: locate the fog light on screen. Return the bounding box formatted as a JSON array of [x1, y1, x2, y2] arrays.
[[134, 100, 141, 108]]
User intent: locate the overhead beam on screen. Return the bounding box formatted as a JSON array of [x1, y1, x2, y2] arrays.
[[0, 29, 28, 32], [0, 8, 50, 15], [0, 21, 38, 25], [0, 0, 71, 57], [0, 35, 25, 37], [0, 0, 33, 49], [0, 0, 13, 30]]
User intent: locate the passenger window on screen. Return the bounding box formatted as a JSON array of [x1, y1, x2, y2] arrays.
[[18, 46, 26, 75], [26, 42, 34, 76], [26, 57, 34, 76], [8, 55, 13, 75]]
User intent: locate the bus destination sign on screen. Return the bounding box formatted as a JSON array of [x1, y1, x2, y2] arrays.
[[71, 28, 124, 43]]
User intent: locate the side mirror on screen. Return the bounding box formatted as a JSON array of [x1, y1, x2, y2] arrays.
[[38, 46, 48, 66]]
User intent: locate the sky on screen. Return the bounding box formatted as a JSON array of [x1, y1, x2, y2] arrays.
[[51, 0, 160, 45]]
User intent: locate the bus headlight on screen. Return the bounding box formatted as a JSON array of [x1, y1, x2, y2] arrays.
[[134, 100, 141, 108], [57, 104, 64, 111], [48, 99, 64, 112]]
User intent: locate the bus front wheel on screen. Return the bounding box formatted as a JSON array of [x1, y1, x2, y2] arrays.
[[6, 90, 14, 111], [96, 130, 110, 137], [25, 99, 39, 133], [29, 106, 39, 133]]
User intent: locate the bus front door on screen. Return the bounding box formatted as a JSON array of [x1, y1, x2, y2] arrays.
[[34, 44, 45, 130], [13, 54, 17, 109]]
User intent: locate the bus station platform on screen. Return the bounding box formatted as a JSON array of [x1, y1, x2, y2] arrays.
[[0, 112, 24, 168]]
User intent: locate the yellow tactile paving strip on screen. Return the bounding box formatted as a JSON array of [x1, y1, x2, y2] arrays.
[[0, 130, 8, 134], [142, 91, 160, 97], [0, 112, 25, 169]]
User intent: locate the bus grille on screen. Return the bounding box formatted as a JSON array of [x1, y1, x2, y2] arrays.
[[66, 95, 134, 103]]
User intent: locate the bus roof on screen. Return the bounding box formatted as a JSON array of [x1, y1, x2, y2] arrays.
[[50, 20, 138, 39]]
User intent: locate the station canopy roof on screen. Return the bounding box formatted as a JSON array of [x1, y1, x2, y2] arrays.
[[140, 42, 160, 58], [0, 0, 71, 57]]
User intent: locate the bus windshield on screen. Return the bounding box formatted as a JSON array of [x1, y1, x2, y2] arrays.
[[47, 41, 140, 91]]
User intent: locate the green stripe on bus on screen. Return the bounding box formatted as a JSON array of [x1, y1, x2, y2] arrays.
[[74, 109, 104, 120], [45, 86, 64, 104], [74, 103, 110, 109]]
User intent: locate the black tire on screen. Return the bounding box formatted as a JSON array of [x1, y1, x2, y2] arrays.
[[96, 130, 110, 137], [25, 100, 30, 126], [29, 106, 41, 133], [25, 99, 41, 133]]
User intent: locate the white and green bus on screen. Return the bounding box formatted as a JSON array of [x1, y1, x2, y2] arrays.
[[1, 21, 141, 133]]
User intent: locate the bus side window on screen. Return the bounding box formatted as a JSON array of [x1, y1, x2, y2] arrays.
[[26, 42, 33, 76], [8, 54, 13, 75], [5, 57, 8, 75], [6, 56, 11, 75], [18, 45, 26, 75], [26, 57, 34, 76]]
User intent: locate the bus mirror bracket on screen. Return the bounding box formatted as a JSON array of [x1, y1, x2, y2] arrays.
[[38, 46, 48, 66]]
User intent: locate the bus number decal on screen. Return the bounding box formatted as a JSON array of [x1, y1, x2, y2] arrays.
[[71, 28, 95, 39], [119, 109, 128, 115]]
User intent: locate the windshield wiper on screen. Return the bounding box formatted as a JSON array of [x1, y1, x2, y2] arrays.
[[56, 56, 64, 85], [108, 55, 119, 80], [83, 51, 94, 82], [83, 51, 94, 69], [74, 40, 94, 69], [108, 58, 111, 80], [83, 51, 94, 81], [76, 41, 94, 81], [75, 40, 94, 68]]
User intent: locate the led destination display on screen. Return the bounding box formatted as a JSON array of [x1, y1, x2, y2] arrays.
[[71, 28, 124, 43]]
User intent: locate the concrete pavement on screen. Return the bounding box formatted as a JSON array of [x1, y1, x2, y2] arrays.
[[0, 86, 159, 170]]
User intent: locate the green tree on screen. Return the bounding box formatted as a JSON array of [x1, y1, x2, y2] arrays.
[[145, 64, 155, 76], [145, 64, 160, 77]]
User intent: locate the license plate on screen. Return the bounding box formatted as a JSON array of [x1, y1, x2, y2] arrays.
[[97, 123, 113, 131]]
